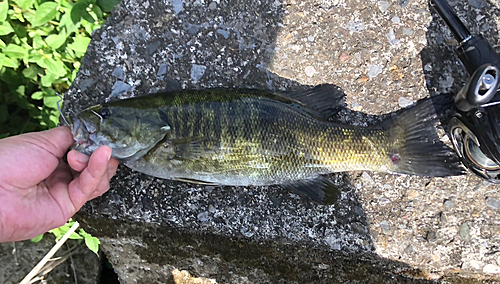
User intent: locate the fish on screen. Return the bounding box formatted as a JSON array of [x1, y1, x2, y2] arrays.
[[67, 84, 464, 204]]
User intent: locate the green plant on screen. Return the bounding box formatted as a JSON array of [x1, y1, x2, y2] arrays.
[[1, 0, 121, 255], [0, 0, 120, 138], [31, 219, 101, 255]]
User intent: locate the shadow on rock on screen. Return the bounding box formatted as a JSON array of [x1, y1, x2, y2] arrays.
[[78, 211, 440, 284]]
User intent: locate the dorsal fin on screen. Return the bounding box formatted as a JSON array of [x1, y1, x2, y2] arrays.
[[283, 84, 346, 118]]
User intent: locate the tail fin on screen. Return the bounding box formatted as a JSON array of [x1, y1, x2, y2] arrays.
[[382, 95, 465, 177]]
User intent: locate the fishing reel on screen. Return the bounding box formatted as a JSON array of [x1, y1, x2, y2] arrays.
[[432, 0, 500, 182]]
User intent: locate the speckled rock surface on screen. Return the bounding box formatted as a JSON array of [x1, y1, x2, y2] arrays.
[[66, 0, 500, 282]]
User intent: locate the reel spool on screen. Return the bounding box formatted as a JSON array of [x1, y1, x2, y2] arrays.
[[449, 64, 500, 182]]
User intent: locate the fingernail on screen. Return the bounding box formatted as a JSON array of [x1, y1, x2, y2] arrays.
[[77, 152, 89, 164], [107, 150, 112, 161]]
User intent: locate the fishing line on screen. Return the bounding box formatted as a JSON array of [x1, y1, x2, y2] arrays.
[[91, 110, 104, 123], [56, 93, 70, 126]]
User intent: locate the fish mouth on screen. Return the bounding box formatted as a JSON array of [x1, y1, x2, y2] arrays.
[[68, 116, 93, 153]]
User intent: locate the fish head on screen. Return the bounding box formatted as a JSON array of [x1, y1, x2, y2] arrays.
[[69, 104, 170, 162]]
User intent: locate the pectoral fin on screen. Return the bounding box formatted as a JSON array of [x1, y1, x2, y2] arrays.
[[170, 137, 212, 160], [283, 176, 341, 205]]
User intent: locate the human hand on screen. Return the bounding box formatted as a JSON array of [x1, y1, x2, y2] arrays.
[[0, 126, 119, 242]]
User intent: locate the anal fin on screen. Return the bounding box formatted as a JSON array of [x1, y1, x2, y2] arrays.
[[283, 176, 341, 205]]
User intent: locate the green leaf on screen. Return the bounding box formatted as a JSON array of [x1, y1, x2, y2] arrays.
[[3, 56, 20, 69], [41, 72, 57, 87], [0, 104, 8, 123], [0, 54, 20, 69], [48, 227, 63, 240], [0, 0, 8, 22], [96, 0, 120, 12], [91, 4, 103, 19], [32, 1, 58, 27], [32, 34, 45, 49], [31, 91, 43, 100], [42, 56, 66, 76], [11, 22, 28, 39], [11, 5, 26, 22], [42, 87, 55, 97], [23, 8, 36, 23], [67, 231, 84, 240], [84, 234, 100, 256], [15, 85, 25, 98], [68, 35, 91, 53], [43, 95, 60, 108], [0, 21, 14, 36], [71, 2, 94, 24], [49, 108, 60, 125], [28, 51, 43, 64], [70, 68, 77, 81], [80, 19, 97, 34], [0, 39, 5, 48], [14, 0, 35, 10], [22, 65, 40, 80], [45, 30, 66, 49], [60, 1, 74, 9], [3, 44, 27, 59], [48, 221, 83, 240], [0, 68, 20, 85], [59, 9, 80, 35], [64, 44, 76, 59], [31, 233, 44, 243]]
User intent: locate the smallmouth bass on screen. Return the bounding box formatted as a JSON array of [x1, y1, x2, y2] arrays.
[[67, 85, 464, 203]]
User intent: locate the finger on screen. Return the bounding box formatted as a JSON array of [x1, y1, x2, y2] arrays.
[[44, 160, 77, 220], [68, 156, 116, 187], [67, 150, 90, 172], [89, 175, 111, 200], [34, 126, 75, 158], [107, 158, 119, 177], [45, 160, 74, 189], [88, 158, 118, 200], [67, 146, 112, 211]]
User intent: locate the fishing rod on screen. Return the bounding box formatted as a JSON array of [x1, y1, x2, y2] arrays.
[[431, 0, 500, 182]]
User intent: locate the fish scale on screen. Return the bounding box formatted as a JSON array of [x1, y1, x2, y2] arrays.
[[132, 91, 394, 183]]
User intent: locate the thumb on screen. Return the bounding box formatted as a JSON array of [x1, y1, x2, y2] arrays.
[[66, 146, 112, 213]]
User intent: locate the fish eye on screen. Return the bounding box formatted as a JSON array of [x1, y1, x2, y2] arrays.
[[100, 107, 111, 118]]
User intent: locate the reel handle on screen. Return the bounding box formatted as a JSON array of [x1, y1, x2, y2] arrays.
[[455, 64, 500, 112]]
